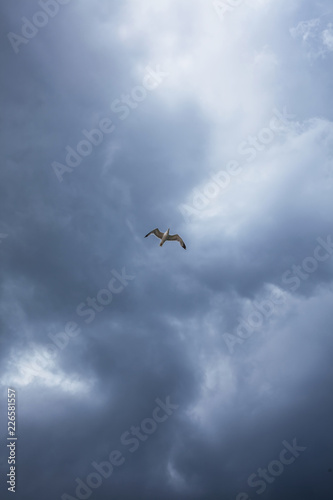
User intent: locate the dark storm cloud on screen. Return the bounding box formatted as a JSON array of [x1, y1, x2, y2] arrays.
[[1, 1, 333, 499]]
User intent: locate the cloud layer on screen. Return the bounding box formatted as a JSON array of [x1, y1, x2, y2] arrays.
[[1, 1, 333, 499]]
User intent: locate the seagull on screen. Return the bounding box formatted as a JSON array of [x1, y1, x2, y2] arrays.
[[144, 228, 186, 249]]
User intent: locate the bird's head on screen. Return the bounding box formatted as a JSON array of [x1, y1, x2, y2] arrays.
[[167, 228, 170, 233]]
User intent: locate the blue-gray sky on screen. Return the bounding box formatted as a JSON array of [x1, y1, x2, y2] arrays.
[[1, 1, 333, 499]]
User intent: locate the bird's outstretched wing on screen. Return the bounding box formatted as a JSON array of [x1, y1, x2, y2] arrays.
[[144, 228, 164, 239], [167, 233, 186, 249]]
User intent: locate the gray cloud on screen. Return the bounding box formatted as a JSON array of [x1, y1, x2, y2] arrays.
[[1, 1, 333, 499]]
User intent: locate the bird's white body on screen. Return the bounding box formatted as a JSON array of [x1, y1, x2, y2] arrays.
[[160, 228, 170, 246]]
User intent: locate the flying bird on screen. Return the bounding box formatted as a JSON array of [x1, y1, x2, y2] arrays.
[[144, 228, 186, 249]]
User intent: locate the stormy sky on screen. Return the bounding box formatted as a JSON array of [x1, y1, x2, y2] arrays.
[[1, 1, 333, 499]]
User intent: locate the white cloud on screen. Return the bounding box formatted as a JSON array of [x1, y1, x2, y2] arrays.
[[1, 346, 95, 396], [290, 17, 320, 42], [290, 16, 333, 59], [181, 114, 333, 243], [322, 23, 333, 50]]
